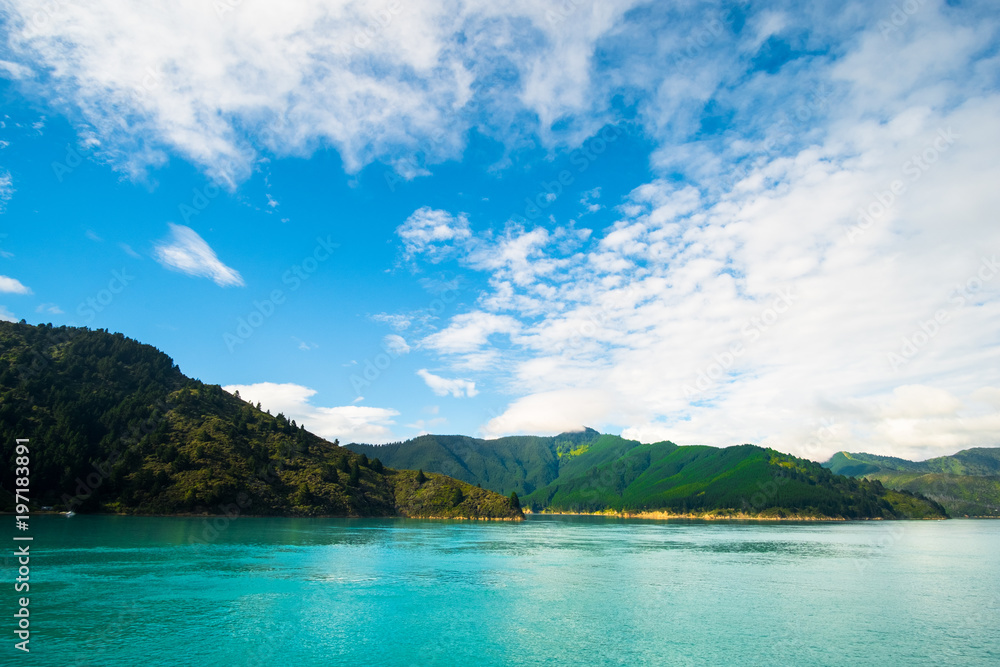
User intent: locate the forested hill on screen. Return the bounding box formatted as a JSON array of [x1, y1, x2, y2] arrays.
[[824, 449, 1000, 517], [348, 431, 946, 519], [0, 322, 521, 520]]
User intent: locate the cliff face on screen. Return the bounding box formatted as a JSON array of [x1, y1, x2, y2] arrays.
[[0, 322, 521, 519]]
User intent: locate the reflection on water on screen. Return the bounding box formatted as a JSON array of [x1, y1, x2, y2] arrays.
[[12, 515, 1000, 666]]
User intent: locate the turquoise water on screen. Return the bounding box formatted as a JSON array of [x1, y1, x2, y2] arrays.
[[6, 515, 998, 666]]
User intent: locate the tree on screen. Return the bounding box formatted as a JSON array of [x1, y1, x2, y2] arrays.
[[416, 469, 427, 484], [349, 460, 360, 486], [450, 486, 464, 505], [509, 491, 521, 511]]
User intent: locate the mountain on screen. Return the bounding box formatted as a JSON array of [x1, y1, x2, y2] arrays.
[[349, 431, 946, 519], [345, 427, 609, 497], [824, 449, 1000, 517], [0, 322, 521, 520]]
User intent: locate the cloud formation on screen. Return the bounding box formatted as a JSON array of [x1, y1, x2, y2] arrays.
[[417, 369, 478, 398], [1, 0, 642, 183], [153, 223, 244, 287], [0, 275, 31, 294], [0, 170, 12, 211], [400, 2, 1000, 459], [222, 382, 400, 443]]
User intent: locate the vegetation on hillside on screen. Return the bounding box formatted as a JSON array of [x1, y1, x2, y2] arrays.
[[350, 430, 946, 519], [0, 322, 521, 519], [824, 450, 1000, 517]]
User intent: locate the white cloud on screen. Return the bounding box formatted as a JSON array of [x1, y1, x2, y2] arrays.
[[382, 334, 410, 356], [397, 207, 471, 262], [405, 417, 448, 436], [153, 223, 244, 287], [422, 311, 520, 356], [0, 59, 30, 79], [580, 186, 602, 213], [481, 389, 612, 438], [0, 306, 17, 322], [0, 0, 642, 183], [0, 275, 31, 294], [35, 303, 63, 315], [0, 170, 12, 212], [417, 369, 478, 398], [371, 312, 412, 331], [222, 382, 399, 443], [411, 4, 1000, 459]]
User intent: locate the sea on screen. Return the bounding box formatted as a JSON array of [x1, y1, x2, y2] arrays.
[[7, 514, 999, 666]]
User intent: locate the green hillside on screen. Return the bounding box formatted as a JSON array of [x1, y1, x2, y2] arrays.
[[0, 322, 521, 520], [349, 432, 946, 519], [824, 449, 1000, 517]]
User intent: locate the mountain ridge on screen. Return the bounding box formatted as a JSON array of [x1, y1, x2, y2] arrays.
[[824, 448, 1000, 517], [348, 430, 946, 519], [0, 322, 521, 520]]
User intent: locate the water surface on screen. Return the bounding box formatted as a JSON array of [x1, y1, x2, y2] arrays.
[[7, 515, 998, 665]]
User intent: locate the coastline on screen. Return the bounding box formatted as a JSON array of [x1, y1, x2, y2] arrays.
[[8, 510, 523, 521], [531, 509, 847, 521], [527, 509, 957, 521]]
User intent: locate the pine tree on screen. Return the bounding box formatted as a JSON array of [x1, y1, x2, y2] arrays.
[[509, 491, 521, 511], [415, 469, 427, 484], [349, 460, 360, 486]]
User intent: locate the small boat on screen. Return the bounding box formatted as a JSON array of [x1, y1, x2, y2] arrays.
[[64, 511, 76, 517]]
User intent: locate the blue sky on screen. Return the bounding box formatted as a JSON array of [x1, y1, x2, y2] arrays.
[[1, 0, 998, 460]]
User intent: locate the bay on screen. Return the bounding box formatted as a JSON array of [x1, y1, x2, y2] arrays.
[[8, 515, 999, 666]]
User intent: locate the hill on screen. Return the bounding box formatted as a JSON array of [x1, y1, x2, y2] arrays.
[[0, 322, 521, 520], [349, 431, 946, 519], [824, 449, 1000, 517]]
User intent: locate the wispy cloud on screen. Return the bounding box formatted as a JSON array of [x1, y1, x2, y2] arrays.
[[383, 334, 410, 356], [0, 305, 16, 322], [0, 1, 643, 183], [36, 303, 63, 315], [153, 223, 244, 287], [397, 207, 471, 263], [403, 1, 1000, 459], [0, 170, 12, 212], [417, 369, 478, 398]]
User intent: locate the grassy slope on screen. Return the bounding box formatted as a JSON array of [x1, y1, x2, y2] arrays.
[[0, 322, 519, 519], [524, 444, 945, 519], [353, 426, 945, 519], [346, 431, 607, 496], [824, 448, 1000, 517]]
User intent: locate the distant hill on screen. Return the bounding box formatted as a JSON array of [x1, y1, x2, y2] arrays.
[[0, 322, 521, 520], [824, 449, 1000, 517], [346, 427, 610, 497], [349, 431, 946, 519]]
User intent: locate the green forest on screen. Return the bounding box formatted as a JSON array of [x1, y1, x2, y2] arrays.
[[0, 322, 521, 519], [824, 449, 1000, 517], [349, 428, 947, 519]]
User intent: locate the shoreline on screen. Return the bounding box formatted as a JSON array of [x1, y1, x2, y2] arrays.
[[6, 510, 523, 521], [528, 509, 958, 521]]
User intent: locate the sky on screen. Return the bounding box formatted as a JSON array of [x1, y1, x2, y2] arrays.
[[0, 0, 998, 461]]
